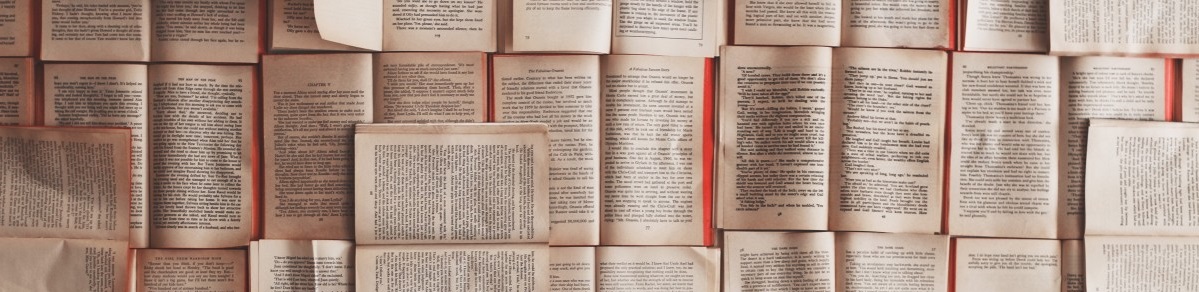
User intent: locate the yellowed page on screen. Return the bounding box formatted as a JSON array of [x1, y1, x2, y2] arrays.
[[0, 57, 32, 125], [41, 0, 151, 61], [264, 53, 373, 240], [511, 0, 611, 53], [1184, 59, 1199, 122], [600, 55, 708, 246], [718, 46, 831, 231], [1084, 120, 1199, 236], [383, 0, 496, 52], [42, 64, 144, 244], [269, 0, 366, 51], [1050, 0, 1199, 56], [147, 64, 255, 248], [962, 0, 1048, 52], [841, 0, 951, 48], [353, 123, 550, 245], [248, 242, 258, 292], [1061, 240, 1085, 292], [0, 0, 31, 56], [373, 52, 488, 123], [1059, 56, 1167, 239], [950, 52, 1060, 239], [254, 240, 354, 292], [0, 237, 129, 292], [597, 246, 720, 291], [723, 231, 835, 292], [835, 232, 949, 292], [493, 55, 601, 245], [1084, 235, 1199, 291], [313, 0, 382, 50], [150, 0, 260, 63], [830, 48, 946, 234], [137, 249, 246, 292], [955, 238, 1061, 292], [550, 246, 596, 292], [610, 0, 720, 57], [732, 0, 840, 46], [356, 243, 549, 292]]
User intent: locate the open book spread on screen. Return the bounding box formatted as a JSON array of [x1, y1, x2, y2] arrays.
[[7, 1, 1199, 291]]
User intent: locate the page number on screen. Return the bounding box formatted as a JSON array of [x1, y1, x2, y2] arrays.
[[524, 35, 530, 40], [434, 34, 441, 38]]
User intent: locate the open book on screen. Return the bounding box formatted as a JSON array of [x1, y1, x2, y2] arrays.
[[1084, 236, 1199, 291], [249, 239, 355, 292], [41, 0, 260, 62], [550, 246, 720, 291], [135, 249, 247, 292], [0, 0, 31, 56], [1050, 0, 1199, 56], [0, 57, 32, 126], [731, 0, 955, 49], [358, 243, 549, 292], [958, 0, 1048, 52], [949, 53, 1172, 239], [499, 0, 724, 57], [308, 0, 495, 51], [953, 238, 1084, 292], [44, 63, 258, 248]]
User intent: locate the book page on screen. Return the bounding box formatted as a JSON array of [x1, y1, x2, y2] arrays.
[[383, 0, 496, 52], [732, 0, 840, 46], [723, 231, 835, 292], [147, 64, 256, 248], [312, 0, 382, 50], [835, 232, 949, 292], [373, 52, 487, 123], [841, 0, 951, 48], [962, 0, 1048, 52], [1084, 120, 1199, 236], [597, 246, 720, 292], [549, 247, 595, 292], [42, 64, 145, 244], [1050, 0, 1199, 56], [1061, 240, 1085, 292], [493, 55, 600, 245], [1084, 236, 1199, 292], [355, 243, 549, 292], [610, 0, 720, 57], [254, 240, 355, 292], [1059, 56, 1167, 239], [950, 53, 1060, 239], [830, 48, 946, 234], [269, 0, 366, 51], [600, 55, 711, 245], [264, 53, 373, 240], [0, 58, 32, 125], [354, 123, 550, 244], [0, 238, 128, 292], [41, 0, 151, 61], [151, 0, 260, 63], [717, 46, 832, 231], [955, 238, 1061, 292], [0, 0, 31, 56], [511, 0, 611, 53], [1184, 59, 1199, 122], [137, 249, 246, 292]]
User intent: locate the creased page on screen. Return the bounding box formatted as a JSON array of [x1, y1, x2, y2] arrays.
[[1184, 59, 1199, 122], [383, 0, 496, 52], [610, 0, 720, 57], [1061, 240, 1085, 292], [269, 0, 366, 51], [841, 0, 951, 48], [151, 0, 260, 63], [600, 55, 710, 246], [550, 247, 596, 292], [264, 53, 373, 240], [356, 243, 549, 292], [835, 232, 949, 292], [597, 246, 719, 292], [354, 123, 550, 244], [255, 240, 354, 292], [1084, 120, 1199, 236], [0, 57, 32, 125], [950, 52, 1060, 239], [1050, 0, 1199, 56], [830, 48, 946, 234], [41, 0, 151, 61], [717, 46, 831, 231], [147, 64, 255, 248], [512, 0, 611, 53], [0, 0, 31, 56], [42, 64, 145, 244], [1084, 235, 1199, 292], [137, 249, 246, 292], [723, 231, 835, 292], [373, 52, 488, 123], [962, 0, 1048, 52], [732, 0, 840, 46], [0, 238, 129, 292], [493, 55, 601, 245], [955, 238, 1061, 292], [313, 0, 382, 50], [1059, 56, 1167, 239]]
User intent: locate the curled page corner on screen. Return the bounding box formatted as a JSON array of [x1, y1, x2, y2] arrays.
[[313, 0, 383, 51]]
